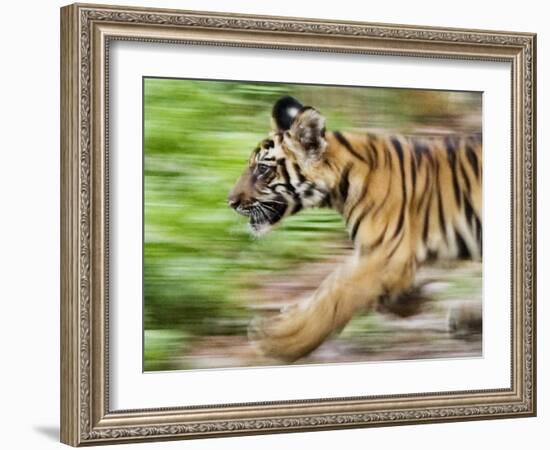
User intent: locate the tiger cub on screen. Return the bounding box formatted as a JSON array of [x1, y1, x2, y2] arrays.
[[228, 96, 482, 361]]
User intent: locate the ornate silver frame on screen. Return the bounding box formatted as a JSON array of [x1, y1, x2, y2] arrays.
[[60, 3, 536, 446]]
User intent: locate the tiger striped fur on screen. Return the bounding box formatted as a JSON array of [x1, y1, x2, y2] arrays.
[[228, 96, 482, 362]]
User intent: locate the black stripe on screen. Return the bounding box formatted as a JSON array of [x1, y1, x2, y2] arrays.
[[455, 228, 471, 259], [279, 161, 293, 188], [293, 163, 306, 184], [339, 163, 352, 204], [463, 192, 481, 251], [445, 138, 462, 207], [391, 137, 407, 239], [475, 215, 482, 250], [367, 224, 388, 252], [320, 193, 332, 208], [360, 225, 388, 257], [292, 201, 302, 214], [466, 144, 480, 179], [413, 141, 430, 160], [272, 181, 301, 211], [334, 131, 368, 163], [276, 160, 305, 214], [370, 141, 396, 220], [366, 135, 379, 169], [444, 135, 457, 151], [422, 193, 432, 244], [418, 171, 431, 210], [271, 182, 295, 193], [464, 194, 475, 227], [323, 159, 335, 171], [410, 148, 417, 194], [400, 258, 413, 278], [384, 147, 392, 169], [478, 232, 483, 257], [425, 148, 435, 168], [364, 143, 374, 167], [435, 161, 448, 243], [351, 210, 367, 241], [351, 203, 376, 242], [392, 139, 407, 177], [437, 188, 447, 242], [387, 231, 405, 260], [261, 195, 288, 224], [393, 203, 406, 240], [459, 158, 472, 196], [346, 178, 370, 224], [371, 179, 392, 219]]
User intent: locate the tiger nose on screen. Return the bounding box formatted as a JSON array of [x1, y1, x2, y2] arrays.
[[227, 192, 243, 209]]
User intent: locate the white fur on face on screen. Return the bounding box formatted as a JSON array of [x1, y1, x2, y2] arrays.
[[248, 221, 273, 237]]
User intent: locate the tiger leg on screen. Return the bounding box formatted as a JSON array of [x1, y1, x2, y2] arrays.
[[248, 254, 416, 362], [377, 277, 435, 318], [448, 301, 483, 337]]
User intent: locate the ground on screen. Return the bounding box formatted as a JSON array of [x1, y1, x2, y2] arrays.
[[171, 251, 482, 370]]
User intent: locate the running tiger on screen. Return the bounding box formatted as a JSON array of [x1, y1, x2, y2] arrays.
[[228, 96, 482, 362]]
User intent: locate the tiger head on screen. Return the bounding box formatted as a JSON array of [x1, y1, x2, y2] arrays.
[[228, 96, 331, 235]]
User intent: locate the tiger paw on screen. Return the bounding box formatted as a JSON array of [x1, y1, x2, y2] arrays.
[[448, 301, 482, 338], [247, 304, 325, 363]]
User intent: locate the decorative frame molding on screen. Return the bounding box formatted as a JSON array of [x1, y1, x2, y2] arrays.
[[60, 3, 536, 446]]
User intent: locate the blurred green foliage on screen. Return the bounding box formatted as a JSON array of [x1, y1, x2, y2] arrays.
[[143, 78, 481, 370], [143, 330, 189, 372]]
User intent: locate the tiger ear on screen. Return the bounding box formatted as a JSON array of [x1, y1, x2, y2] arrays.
[[271, 96, 303, 132], [286, 107, 327, 161]]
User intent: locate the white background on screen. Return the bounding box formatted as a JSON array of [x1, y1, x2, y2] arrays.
[[0, 0, 546, 449], [111, 43, 511, 409]]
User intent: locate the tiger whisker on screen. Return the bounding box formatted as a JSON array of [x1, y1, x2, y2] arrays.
[[260, 204, 279, 214]]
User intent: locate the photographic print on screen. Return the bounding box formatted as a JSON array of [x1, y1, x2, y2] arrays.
[[143, 78, 483, 371], [61, 5, 535, 444]]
